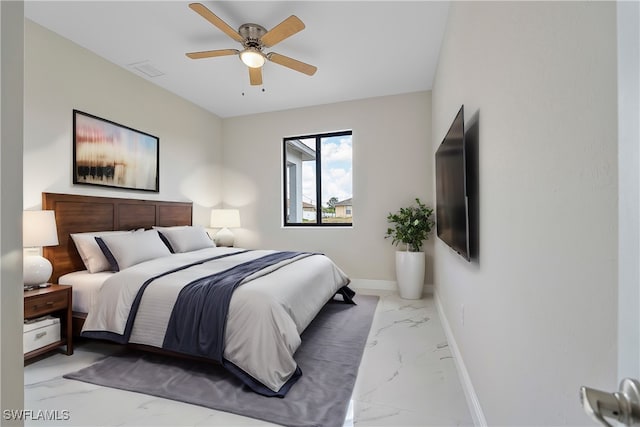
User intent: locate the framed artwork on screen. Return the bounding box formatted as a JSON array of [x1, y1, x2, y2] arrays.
[[72, 110, 159, 192]]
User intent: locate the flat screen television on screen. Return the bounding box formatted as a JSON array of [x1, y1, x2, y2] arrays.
[[435, 105, 470, 261]]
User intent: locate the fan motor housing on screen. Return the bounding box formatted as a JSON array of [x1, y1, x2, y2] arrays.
[[239, 23, 267, 48]]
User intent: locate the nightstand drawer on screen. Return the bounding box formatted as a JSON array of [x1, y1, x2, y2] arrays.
[[24, 291, 67, 318], [24, 317, 61, 354]]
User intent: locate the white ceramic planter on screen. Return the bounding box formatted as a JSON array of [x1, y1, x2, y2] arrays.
[[395, 251, 425, 299]]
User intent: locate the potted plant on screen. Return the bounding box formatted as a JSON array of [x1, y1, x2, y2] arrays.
[[385, 198, 435, 299]]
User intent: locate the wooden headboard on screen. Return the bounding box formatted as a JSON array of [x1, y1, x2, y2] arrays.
[[42, 192, 193, 283]]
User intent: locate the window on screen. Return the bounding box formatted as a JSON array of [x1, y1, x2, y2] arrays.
[[283, 130, 352, 226]]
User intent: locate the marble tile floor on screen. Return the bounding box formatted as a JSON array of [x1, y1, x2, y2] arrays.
[[24, 289, 473, 426]]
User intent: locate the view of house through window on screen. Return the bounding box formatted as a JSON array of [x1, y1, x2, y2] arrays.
[[283, 130, 352, 226]]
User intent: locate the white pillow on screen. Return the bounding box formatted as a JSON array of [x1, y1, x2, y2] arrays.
[[152, 225, 189, 252], [71, 230, 133, 273], [156, 225, 215, 253], [96, 229, 171, 271]]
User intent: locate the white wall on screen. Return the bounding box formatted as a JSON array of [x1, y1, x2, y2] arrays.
[[432, 2, 617, 425], [222, 92, 432, 282], [1, 2, 25, 421], [23, 20, 224, 225], [617, 0, 640, 382]]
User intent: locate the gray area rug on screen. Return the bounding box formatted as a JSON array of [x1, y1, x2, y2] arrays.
[[64, 294, 379, 427]]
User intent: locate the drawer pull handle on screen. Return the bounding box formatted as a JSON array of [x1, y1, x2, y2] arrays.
[[31, 301, 55, 311], [35, 331, 47, 339]]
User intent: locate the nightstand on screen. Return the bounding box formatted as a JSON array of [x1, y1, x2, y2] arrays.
[[24, 284, 73, 362]]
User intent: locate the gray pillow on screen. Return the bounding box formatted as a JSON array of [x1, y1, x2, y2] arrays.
[[96, 230, 171, 271], [71, 230, 133, 273], [156, 225, 215, 253]]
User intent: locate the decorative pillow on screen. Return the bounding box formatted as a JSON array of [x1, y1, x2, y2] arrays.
[[156, 225, 215, 253], [152, 225, 187, 253], [96, 229, 172, 272], [71, 230, 133, 273]]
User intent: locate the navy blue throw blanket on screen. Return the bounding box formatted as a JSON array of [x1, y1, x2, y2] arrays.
[[163, 251, 311, 397]]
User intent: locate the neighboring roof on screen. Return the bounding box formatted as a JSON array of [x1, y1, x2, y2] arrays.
[[335, 198, 352, 206], [286, 199, 316, 209], [286, 139, 316, 161]]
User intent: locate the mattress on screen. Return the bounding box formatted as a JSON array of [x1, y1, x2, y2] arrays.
[[58, 270, 113, 313]]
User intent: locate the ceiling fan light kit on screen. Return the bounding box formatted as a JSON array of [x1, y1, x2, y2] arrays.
[[240, 48, 265, 68], [186, 2, 317, 86]]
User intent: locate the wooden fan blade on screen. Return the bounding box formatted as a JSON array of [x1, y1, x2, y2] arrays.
[[260, 15, 305, 47], [189, 3, 244, 43], [186, 49, 239, 59], [249, 67, 263, 86], [268, 52, 317, 76]]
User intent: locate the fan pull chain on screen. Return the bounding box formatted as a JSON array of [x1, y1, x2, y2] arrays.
[[241, 87, 266, 96]]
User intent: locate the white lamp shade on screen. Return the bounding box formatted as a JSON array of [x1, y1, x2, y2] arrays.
[[210, 209, 241, 229], [23, 210, 58, 287], [23, 210, 59, 247]]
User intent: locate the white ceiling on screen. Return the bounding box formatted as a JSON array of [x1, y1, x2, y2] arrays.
[[24, 1, 449, 118]]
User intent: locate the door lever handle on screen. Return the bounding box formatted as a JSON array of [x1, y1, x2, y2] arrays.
[[580, 378, 640, 426]]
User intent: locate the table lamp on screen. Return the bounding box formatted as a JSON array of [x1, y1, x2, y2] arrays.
[[210, 209, 240, 247], [23, 210, 59, 289]]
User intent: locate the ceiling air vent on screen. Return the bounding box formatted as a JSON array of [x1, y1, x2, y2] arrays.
[[128, 61, 165, 78]]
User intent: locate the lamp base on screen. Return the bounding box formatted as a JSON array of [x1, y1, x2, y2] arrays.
[[24, 255, 53, 287], [214, 228, 235, 247]]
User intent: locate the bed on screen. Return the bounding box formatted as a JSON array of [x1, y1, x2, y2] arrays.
[[42, 192, 353, 397]]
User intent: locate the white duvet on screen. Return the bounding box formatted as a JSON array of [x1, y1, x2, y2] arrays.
[[82, 247, 350, 393]]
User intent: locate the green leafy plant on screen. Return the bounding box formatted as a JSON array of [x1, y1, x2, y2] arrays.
[[385, 198, 435, 252]]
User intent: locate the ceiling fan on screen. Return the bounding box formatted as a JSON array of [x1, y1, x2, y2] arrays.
[[185, 3, 318, 86]]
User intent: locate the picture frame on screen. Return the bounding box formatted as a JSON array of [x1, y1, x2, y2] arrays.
[[72, 110, 159, 192]]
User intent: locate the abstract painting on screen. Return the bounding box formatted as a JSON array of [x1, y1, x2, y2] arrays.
[[73, 110, 159, 192]]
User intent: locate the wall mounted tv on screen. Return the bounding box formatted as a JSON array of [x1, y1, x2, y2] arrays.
[[435, 105, 472, 261]]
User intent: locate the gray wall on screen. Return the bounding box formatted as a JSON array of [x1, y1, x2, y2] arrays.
[[1, 2, 25, 422], [432, 2, 618, 424]]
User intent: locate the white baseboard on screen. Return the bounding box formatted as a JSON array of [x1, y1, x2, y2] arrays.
[[349, 279, 434, 295], [349, 279, 397, 291], [434, 290, 487, 426]]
